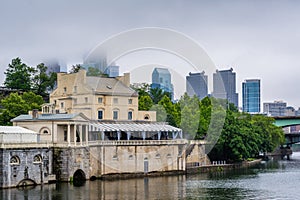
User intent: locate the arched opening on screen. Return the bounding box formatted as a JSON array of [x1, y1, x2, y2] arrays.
[[17, 179, 37, 188], [144, 114, 150, 120], [73, 169, 86, 187], [33, 154, 42, 164], [90, 176, 97, 181], [10, 156, 20, 165]]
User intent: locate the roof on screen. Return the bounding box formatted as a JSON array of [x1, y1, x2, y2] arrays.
[[89, 122, 182, 132], [0, 126, 37, 134], [11, 113, 89, 122], [153, 68, 170, 74], [86, 77, 138, 96]]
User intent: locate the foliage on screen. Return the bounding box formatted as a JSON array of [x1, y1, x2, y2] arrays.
[[69, 64, 82, 73], [138, 95, 153, 111], [149, 87, 171, 104], [4, 58, 35, 91], [0, 92, 44, 125]]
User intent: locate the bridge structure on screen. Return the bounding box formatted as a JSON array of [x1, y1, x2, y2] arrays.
[[273, 116, 300, 145]]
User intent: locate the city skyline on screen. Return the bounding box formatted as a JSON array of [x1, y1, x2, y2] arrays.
[[1, 1, 300, 107]]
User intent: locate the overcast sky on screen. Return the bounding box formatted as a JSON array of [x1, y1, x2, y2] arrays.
[[1, 0, 300, 108]]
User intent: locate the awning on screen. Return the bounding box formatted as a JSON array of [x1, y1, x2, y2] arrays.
[[89, 122, 182, 133]]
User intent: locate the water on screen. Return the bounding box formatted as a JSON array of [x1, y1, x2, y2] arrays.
[[2, 153, 300, 200]]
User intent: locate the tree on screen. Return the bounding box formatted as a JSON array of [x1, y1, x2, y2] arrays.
[[69, 64, 82, 73], [4, 58, 35, 91], [138, 95, 153, 111], [32, 63, 50, 97], [87, 67, 102, 76], [150, 87, 171, 104], [0, 92, 44, 126]]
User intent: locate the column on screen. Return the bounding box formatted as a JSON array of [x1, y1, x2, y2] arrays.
[[67, 124, 70, 146], [101, 131, 105, 141], [74, 124, 77, 146], [172, 131, 175, 139], [142, 131, 146, 140], [85, 124, 88, 145], [79, 125, 83, 146], [117, 131, 121, 141], [127, 131, 131, 140], [158, 131, 161, 140], [179, 130, 183, 139]]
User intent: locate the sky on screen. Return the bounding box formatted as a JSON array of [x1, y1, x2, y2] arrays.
[[1, 0, 300, 108]]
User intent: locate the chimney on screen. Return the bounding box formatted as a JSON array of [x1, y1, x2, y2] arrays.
[[32, 109, 39, 119]]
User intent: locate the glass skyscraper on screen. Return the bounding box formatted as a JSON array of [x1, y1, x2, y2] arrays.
[[151, 68, 174, 100], [212, 68, 239, 108], [186, 72, 208, 100], [242, 79, 261, 113]]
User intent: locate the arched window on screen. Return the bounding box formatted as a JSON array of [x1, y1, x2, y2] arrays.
[[10, 156, 20, 165], [144, 114, 150, 120], [33, 154, 42, 164], [128, 109, 134, 120], [113, 109, 119, 120], [39, 127, 50, 134]]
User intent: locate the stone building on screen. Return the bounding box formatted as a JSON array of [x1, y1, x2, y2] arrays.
[[4, 70, 209, 187], [48, 70, 155, 121], [0, 126, 55, 188]]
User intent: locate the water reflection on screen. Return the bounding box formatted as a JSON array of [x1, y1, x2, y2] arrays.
[[2, 153, 300, 199]]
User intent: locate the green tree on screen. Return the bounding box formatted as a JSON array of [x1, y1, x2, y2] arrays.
[[4, 58, 35, 91], [158, 95, 178, 126], [150, 87, 171, 104], [87, 67, 102, 76], [32, 63, 50, 97], [0, 92, 44, 126], [138, 95, 153, 111]]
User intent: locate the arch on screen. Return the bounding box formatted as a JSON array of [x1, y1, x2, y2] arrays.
[[33, 154, 42, 164], [144, 114, 150, 120], [17, 179, 37, 187], [39, 127, 51, 134], [73, 169, 86, 187], [10, 156, 20, 165]]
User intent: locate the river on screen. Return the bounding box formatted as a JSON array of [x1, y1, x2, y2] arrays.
[[2, 152, 300, 200]]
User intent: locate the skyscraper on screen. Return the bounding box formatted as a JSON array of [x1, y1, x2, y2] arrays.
[[242, 79, 261, 113], [186, 72, 208, 99], [151, 68, 174, 100], [212, 68, 239, 107]]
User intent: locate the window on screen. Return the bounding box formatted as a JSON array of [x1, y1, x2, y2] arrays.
[[63, 87, 67, 93], [98, 110, 103, 120], [85, 97, 88, 103], [113, 98, 118, 104], [60, 102, 64, 108], [98, 97, 103, 104], [33, 155, 42, 164], [144, 114, 150, 120], [128, 111, 133, 120], [128, 99, 133, 104], [113, 111, 118, 120], [43, 130, 49, 134], [10, 156, 20, 165]]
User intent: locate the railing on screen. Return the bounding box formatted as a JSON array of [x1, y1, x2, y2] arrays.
[[88, 139, 188, 146]]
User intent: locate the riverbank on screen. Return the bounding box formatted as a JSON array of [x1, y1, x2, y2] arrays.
[[186, 159, 262, 174], [97, 159, 262, 180]]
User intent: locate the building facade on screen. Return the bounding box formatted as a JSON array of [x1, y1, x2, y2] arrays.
[[212, 68, 239, 107], [151, 68, 174, 100], [49, 70, 155, 121], [186, 72, 208, 100], [263, 101, 287, 116], [242, 79, 261, 113]]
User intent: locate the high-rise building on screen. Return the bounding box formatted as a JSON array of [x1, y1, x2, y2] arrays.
[[104, 65, 120, 78], [242, 79, 261, 113], [212, 68, 239, 107], [186, 72, 208, 99], [263, 101, 287, 116], [151, 68, 174, 100]]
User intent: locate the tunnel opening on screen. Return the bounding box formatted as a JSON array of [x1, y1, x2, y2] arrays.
[[73, 169, 86, 187]]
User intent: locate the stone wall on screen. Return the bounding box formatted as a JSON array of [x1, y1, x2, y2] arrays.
[[0, 147, 53, 188]]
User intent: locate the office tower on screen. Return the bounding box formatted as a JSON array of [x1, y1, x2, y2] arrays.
[[186, 72, 208, 99], [242, 79, 261, 113], [104, 65, 120, 78], [212, 68, 239, 107], [263, 101, 287, 116], [151, 68, 174, 100]]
